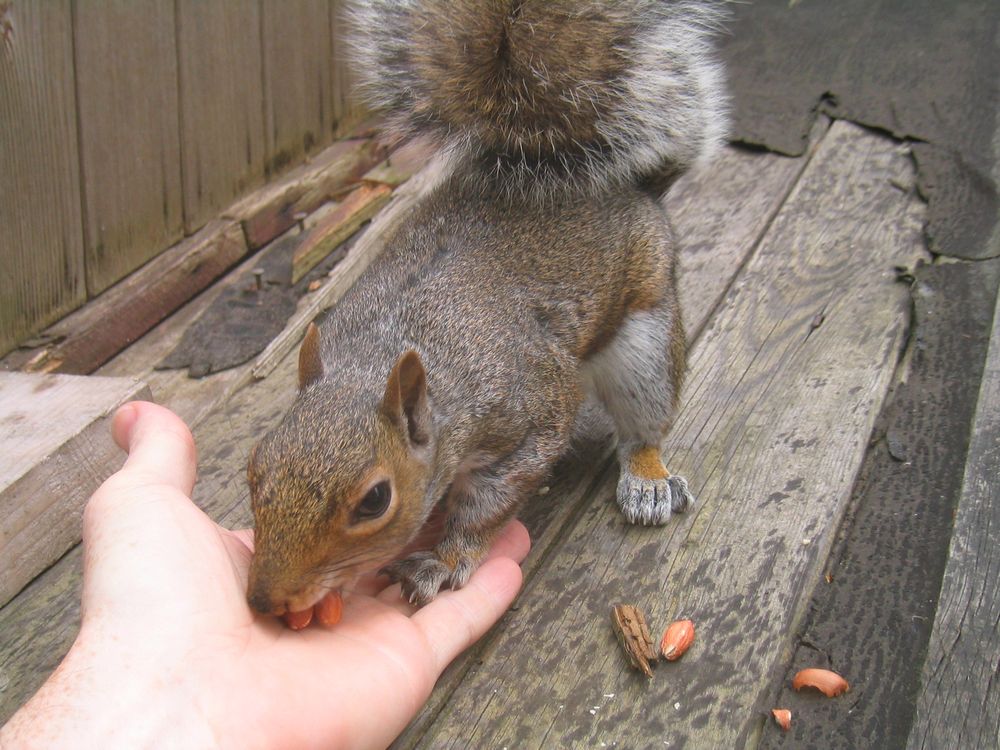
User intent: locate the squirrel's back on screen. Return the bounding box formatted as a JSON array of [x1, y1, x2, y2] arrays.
[[349, 0, 728, 196]]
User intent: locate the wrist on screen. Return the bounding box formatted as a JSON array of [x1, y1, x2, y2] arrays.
[[0, 630, 218, 749]]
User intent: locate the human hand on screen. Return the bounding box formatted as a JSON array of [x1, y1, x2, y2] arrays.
[[0, 402, 529, 749]]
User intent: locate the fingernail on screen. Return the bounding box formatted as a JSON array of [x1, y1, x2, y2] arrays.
[[111, 402, 139, 450]]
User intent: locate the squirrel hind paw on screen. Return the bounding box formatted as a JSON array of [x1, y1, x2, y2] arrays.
[[616, 474, 695, 526]]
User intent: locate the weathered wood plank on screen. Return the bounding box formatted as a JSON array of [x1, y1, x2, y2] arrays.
[[176, 0, 266, 233], [261, 0, 335, 176], [330, 0, 364, 136], [756, 260, 1000, 749], [413, 122, 925, 749], [2, 136, 391, 376], [23, 221, 248, 376], [668, 120, 828, 342], [291, 183, 392, 282], [906, 284, 1000, 750], [0, 0, 85, 356], [74, 0, 183, 295], [0, 373, 150, 606], [362, 139, 439, 188], [229, 137, 391, 250], [392, 140, 820, 748]]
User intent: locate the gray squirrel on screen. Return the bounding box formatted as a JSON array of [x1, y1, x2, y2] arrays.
[[246, 0, 729, 614]]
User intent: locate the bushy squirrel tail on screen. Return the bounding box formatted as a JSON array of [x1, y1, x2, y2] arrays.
[[349, 0, 729, 196]]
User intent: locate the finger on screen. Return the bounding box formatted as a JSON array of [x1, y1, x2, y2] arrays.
[[229, 528, 255, 553], [411, 557, 523, 673], [111, 401, 197, 496], [483, 520, 531, 564]]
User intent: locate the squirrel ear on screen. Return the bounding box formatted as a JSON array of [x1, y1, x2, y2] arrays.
[[382, 350, 431, 447], [298, 322, 324, 390]]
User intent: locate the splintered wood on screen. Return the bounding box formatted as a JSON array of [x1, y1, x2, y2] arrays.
[[612, 604, 658, 678]]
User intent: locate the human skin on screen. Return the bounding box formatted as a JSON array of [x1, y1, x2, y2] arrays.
[[0, 402, 529, 749]]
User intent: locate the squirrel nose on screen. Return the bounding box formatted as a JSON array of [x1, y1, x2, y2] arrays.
[[247, 584, 276, 615]]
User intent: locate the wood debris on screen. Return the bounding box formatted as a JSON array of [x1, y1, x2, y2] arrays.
[[611, 604, 658, 678]]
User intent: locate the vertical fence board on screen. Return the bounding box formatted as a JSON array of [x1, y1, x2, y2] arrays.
[[176, 0, 266, 233], [0, 1, 85, 356], [330, 0, 362, 135], [261, 0, 334, 176], [74, 0, 183, 296]]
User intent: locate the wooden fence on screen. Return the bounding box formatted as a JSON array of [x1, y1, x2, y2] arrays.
[[0, 0, 362, 356]]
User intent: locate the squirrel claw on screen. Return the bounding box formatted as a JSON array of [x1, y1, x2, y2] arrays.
[[380, 551, 465, 607], [617, 473, 695, 526]]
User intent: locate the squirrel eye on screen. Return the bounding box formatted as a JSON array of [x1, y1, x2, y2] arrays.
[[354, 481, 391, 522]]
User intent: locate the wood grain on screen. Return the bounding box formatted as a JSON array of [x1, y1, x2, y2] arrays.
[[0, 0, 85, 356], [230, 137, 390, 250], [906, 285, 1000, 749], [6, 135, 389, 377], [668, 118, 829, 342], [0, 372, 150, 606], [411, 122, 926, 749], [755, 261, 999, 749], [176, 0, 266, 233], [361, 138, 438, 188], [26, 221, 248, 375], [291, 182, 392, 282], [261, 0, 334, 176], [330, 0, 364, 136], [74, 0, 183, 295]]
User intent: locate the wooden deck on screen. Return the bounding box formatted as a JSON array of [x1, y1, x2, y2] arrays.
[[2, 119, 998, 748]]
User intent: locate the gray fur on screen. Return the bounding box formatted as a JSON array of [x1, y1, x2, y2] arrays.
[[246, 1, 727, 611], [348, 0, 729, 197]]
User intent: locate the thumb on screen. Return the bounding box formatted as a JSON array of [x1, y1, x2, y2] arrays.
[[82, 401, 199, 571], [111, 401, 198, 496]]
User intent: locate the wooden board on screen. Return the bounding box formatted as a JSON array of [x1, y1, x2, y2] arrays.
[[410, 122, 926, 748], [667, 118, 828, 343], [330, 0, 364, 135], [362, 139, 441, 188], [74, 0, 184, 295], [0, 372, 150, 606], [261, 0, 335, 176], [291, 182, 392, 282], [176, 0, 266, 233], [0, 0, 85, 356], [906, 281, 1000, 750], [3, 135, 396, 377], [24, 221, 248, 376], [229, 137, 391, 250], [757, 259, 1000, 749]]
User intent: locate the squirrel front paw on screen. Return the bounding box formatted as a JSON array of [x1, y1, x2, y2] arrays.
[[616, 473, 694, 526], [380, 550, 477, 606]]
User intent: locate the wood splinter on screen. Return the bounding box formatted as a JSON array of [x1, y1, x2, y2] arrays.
[[611, 604, 658, 678]]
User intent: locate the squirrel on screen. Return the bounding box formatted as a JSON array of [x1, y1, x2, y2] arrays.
[[246, 0, 729, 613]]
